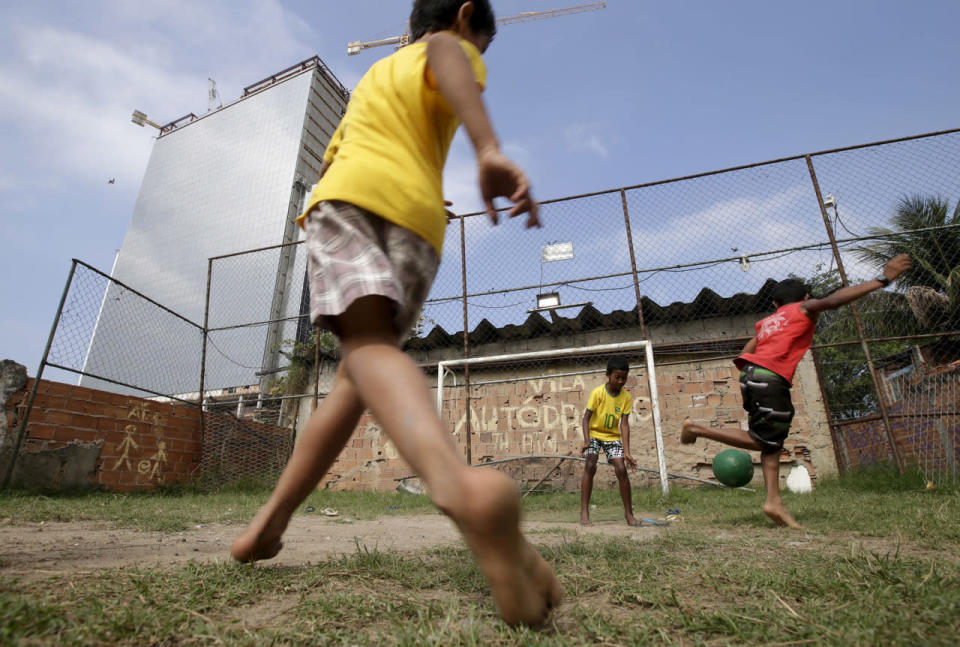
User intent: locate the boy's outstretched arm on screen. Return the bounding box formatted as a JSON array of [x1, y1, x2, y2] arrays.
[[620, 416, 636, 467], [580, 410, 592, 455], [802, 254, 912, 315], [426, 33, 540, 228]]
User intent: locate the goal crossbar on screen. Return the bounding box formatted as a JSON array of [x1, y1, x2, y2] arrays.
[[437, 341, 669, 495]]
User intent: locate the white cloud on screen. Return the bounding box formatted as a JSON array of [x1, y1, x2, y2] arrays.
[[564, 121, 609, 159], [631, 184, 820, 266], [442, 135, 483, 217], [0, 0, 317, 189], [0, 27, 184, 185], [502, 140, 533, 166], [98, 0, 316, 86]]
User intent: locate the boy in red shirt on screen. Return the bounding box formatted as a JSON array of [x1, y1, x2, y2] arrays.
[[681, 254, 911, 528]]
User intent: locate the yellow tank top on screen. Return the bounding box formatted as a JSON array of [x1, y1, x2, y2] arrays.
[[298, 35, 486, 257]]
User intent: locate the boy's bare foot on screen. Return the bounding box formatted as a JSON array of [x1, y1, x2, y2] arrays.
[[448, 469, 563, 626], [680, 418, 697, 445], [231, 507, 287, 563], [625, 513, 639, 526], [762, 502, 803, 529], [579, 512, 593, 526]]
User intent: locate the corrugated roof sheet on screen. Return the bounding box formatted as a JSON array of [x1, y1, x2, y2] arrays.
[[407, 279, 780, 351]]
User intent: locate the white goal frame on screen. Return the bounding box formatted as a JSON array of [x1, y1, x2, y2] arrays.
[[437, 341, 669, 495]]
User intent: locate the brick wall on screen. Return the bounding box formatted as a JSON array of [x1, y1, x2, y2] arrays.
[[657, 356, 830, 487], [4, 379, 202, 491], [836, 411, 960, 473], [314, 350, 836, 492]]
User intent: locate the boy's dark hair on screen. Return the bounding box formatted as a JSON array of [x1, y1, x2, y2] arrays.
[[410, 0, 497, 42], [606, 357, 629, 374], [771, 279, 810, 306]]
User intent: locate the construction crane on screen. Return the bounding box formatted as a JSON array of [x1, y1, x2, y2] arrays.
[[347, 1, 605, 56]]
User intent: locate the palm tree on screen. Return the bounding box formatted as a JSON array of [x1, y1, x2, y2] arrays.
[[808, 196, 960, 419], [854, 194, 960, 331], [794, 264, 912, 420]]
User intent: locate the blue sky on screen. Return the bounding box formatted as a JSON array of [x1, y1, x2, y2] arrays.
[[1, 0, 958, 376]]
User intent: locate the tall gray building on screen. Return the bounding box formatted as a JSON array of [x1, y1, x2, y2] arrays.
[[80, 57, 349, 397]]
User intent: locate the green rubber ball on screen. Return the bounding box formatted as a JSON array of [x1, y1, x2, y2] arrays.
[[712, 449, 754, 487]]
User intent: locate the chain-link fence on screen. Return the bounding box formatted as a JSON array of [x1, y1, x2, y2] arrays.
[[196, 127, 960, 488], [198, 240, 318, 485], [429, 129, 960, 485], [2, 260, 205, 487], [14, 128, 959, 490], [44, 261, 205, 399], [805, 133, 960, 483]]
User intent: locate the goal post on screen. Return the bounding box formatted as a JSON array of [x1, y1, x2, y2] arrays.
[[437, 341, 669, 495]]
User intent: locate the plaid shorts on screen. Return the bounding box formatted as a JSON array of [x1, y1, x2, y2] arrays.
[[584, 437, 624, 462], [304, 200, 439, 339]]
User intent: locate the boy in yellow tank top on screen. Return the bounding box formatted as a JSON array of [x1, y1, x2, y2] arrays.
[[231, 0, 561, 626]]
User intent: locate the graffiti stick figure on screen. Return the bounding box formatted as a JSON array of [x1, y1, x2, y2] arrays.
[[113, 425, 139, 471]]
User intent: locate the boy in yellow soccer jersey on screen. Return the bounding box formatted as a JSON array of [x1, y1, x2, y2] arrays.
[[580, 357, 639, 526]]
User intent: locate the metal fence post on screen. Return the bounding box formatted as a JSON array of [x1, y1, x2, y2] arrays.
[[810, 346, 847, 475], [199, 257, 212, 453], [805, 155, 904, 473], [460, 215, 472, 465], [620, 189, 648, 339], [2, 260, 77, 490]]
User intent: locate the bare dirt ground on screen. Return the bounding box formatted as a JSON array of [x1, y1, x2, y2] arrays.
[[0, 513, 937, 582], [0, 514, 673, 581]]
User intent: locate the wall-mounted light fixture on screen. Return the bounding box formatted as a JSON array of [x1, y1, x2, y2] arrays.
[[536, 292, 561, 309]]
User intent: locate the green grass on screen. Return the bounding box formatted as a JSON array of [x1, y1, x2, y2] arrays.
[[1, 467, 958, 645], [523, 465, 959, 548], [0, 486, 437, 532]]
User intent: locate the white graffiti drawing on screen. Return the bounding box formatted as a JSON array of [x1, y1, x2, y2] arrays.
[[137, 439, 168, 483], [113, 425, 139, 471]]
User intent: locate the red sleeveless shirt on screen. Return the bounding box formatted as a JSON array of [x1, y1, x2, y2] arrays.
[[735, 302, 815, 385]]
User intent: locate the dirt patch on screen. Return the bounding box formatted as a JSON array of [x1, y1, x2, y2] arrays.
[[0, 514, 670, 581], [0, 512, 941, 583]]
